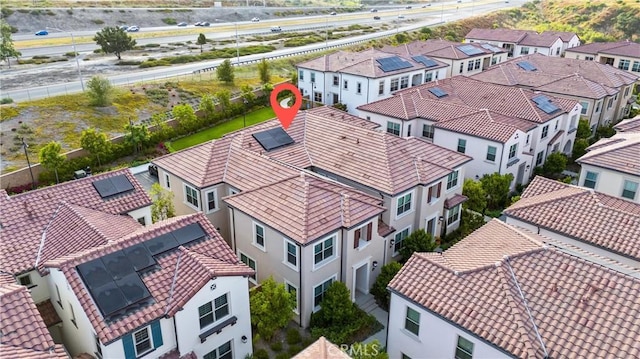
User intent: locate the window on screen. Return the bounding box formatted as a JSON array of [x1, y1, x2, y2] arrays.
[[333, 75, 339, 86], [508, 143, 518, 160], [520, 47, 529, 55], [314, 277, 334, 308], [536, 151, 544, 166], [422, 124, 434, 139], [204, 340, 232, 359], [393, 227, 410, 254], [378, 81, 384, 95], [583, 171, 598, 189], [407, 124, 411, 137], [343, 80, 348, 90], [284, 240, 298, 268], [184, 184, 199, 209], [205, 189, 217, 213], [254, 224, 265, 249], [424, 72, 433, 82], [455, 336, 474, 359], [622, 180, 638, 200], [427, 182, 441, 203], [18, 274, 33, 288], [137, 217, 146, 226], [426, 217, 437, 237], [632, 61, 640, 73], [55, 285, 63, 308], [286, 282, 299, 313], [459, 62, 464, 74], [467, 61, 474, 71], [554, 120, 559, 130], [69, 302, 78, 328], [298, 70, 304, 81], [555, 47, 560, 55], [356, 82, 362, 94], [134, 327, 152, 356], [95, 335, 103, 358], [405, 307, 420, 336], [240, 253, 256, 281], [400, 76, 409, 89], [607, 98, 614, 109], [541, 125, 549, 139], [396, 192, 412, 216], [526, 134, 530, 144], [314, 236, 335, 266], [457, 139, 466, 153], [390, 78, 399, 91], [570, 114, 578, 130], [486, 146, 496, 162], [585, 56, 594, 61], [447, 170, 459, 190], [474, 58, 481, 70], [625, 87, 630, 97], [354, 222, 373, 249], [387, 122, 400, 136], [595, 100, 602, 113], [164, 173, 170, 188], [310, 72, 316, 83], [618, 59, 630, 71], [447, 204, 460, 225], [580, 101, 589, 115], [199, 293, 230, 329], [491, 56, 498, 65], [314, 92, 322, 102]]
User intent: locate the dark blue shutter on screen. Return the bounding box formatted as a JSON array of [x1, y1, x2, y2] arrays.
[[151, 320, 163, 348], [122, 334, 136, 359]]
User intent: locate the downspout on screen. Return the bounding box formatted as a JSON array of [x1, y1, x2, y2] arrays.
[[298, 245, 303, 327], [173, 317, 180, 354], [231, 208, 237, 252], [498, 143, 505, 174], [340, 229, 345, 283]]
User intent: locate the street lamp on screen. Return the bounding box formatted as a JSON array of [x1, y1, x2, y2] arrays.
[[242, 98, 249, 128], [47, 27, 84, 91], [22, 137, 36, 190]]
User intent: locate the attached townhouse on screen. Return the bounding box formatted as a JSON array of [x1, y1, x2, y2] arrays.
[[296, 49, 449, 114], [382, 39, 508, 79], [225, 173, 386, 327], [358, 76, 580, 189], [465, 28, 580, 57], [565, 40, 640, 77], [0, 275, 69, 358], [44, 213, 255, 359], [472, 53, 639, 132], [576, 117, 640, 202], [387, 219, 640, 359], [504, 176, 640, 269]]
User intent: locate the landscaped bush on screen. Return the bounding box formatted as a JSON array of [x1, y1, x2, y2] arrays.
[[275, 353, 289, 359], [161, 17, 177, 25], [253, 349, 269, 359], [371, 262, 402, 310], [288, 345, 302, 357], [1, 98, 13, 104], [269, 341, 283, 352], [286, 328, 301, 345]]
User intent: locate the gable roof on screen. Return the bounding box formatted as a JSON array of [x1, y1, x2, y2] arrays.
[[518, 32, 563, 47], [577, 133, 640, 176], [225, 172, 385, 244], [465, 28, 536, 43], [389, 222, 640, 358], [615, 115, 640, 133], [293, 336, 351, 359], [0, 169, 152, 275], [566, 40, 640, 57], [0, 283, 69, 358], [45, 213, 253, 344], [382, 39, 504, 61], [504, 176, 640, 261]]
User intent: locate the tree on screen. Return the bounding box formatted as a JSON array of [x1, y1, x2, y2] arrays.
[[196, 33, 207, 53], [291, 71, 298, 87], [462, 179, 487, 213], [93, 26, 136, 60], [572, 138, 590, 161], [394, 32, 408, 44], [150, 183, 175, 222], [257, 58, 270, 84], [480, 173, 514, 209], [216, 59, 234, 84], [615, 10, 640, 41], [249, 277, 295, 340], [86, 76, 113, 107], [80, 128, 111, 167], [349, 340, 388, 359], [261, 82, 273, 105], [124, 122, 150, 155], [214, 89, 231, 113], [311, 281, 355, 328], [542, 152, 567, 177], [240, 84, 255, 104], [0, 19, 21, 68], [198, 94, 216, 122], [576, 119, 591, 139], [39, 141, 66, 183], [370, 262, 402, 310], [399, 229, 436, 261], [173, 103, 199, 133]]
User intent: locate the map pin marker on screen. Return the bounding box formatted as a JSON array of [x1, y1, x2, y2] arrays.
[[270, 83, 302, 130]]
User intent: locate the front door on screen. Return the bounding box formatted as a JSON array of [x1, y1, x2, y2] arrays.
[[353, 262, 369, 301], [516, 162, 526, 185]]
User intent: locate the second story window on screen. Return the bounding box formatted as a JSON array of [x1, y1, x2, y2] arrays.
[[343, 80, 348, 90], [422, 124, 434, 139], [310, 72, 316, 83], [447, 170, 459, 190], [357, 82, 362, 94], [390, 78, 399, 91], [459, 62, 464, 74], [396, 192, 412, 217], [618, 59, 630, 71], [299, 70, 304, 81], [378, 81, 384, 95], [400, 76, 409, 89], [541, 125, 549, 139], [622, 180, 639, 200], [333, 75, 339, 86], [405, 307, 420, 336], [387, 122, 400, 136], [199, 293, 229, 329], [254, 224, 265, 249], [580, 101, 589, 115], [520, 47, 529, 55], [354, 222, 373, 249], [486, 146, 497, 162], [205, 189, 217, 213], [184, 184, 199, 210], [508, 143, 518, 160], [427, 182, 441, 203], [314, 236, 335, 266], [457, 139, 466, 153], [455, 336, 475, 359], [467, 61, 474, 71], [583, 171, 598, 189], [285, 240, 298, 268], [134, 327, 152, 357]]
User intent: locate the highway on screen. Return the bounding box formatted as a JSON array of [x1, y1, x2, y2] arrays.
[[2, 0, 527, 102]]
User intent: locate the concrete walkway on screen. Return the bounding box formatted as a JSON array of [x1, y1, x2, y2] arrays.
[[356, 293, 388, 348]]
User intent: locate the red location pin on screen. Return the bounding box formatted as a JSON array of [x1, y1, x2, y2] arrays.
[[270, 83, 302, 130]]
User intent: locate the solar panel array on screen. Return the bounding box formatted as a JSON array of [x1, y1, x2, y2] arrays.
[[253, 127, 295, 151], [411, 55, 438, 68], [517, 61, 537, 71], [480, 43, 503, 53], [532, 95, 561, 114], [76, 223, 206, 319], [457, 45, 484, 56], [428, 87, 448, 98], [92, 175, 135, 199], [376, 56, 413, 72]]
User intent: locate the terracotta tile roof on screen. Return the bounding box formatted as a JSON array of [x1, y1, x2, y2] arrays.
[[0, 271, 15, 285], [615, 115, 640, 133], [504, 176, 640, 260], [543, 31, 579, 42], [577, 133, 640, 176], [159, 349, 197, 359], [435, 109, 536, 143], [293, 336, 351, 359], [45, 213, 253, 344], [567, 40, 640, 57], [383, 39, 503, 60], [0, 169, 152, 275], [377, 218, 395, 237], [36, 300, 62, 327], [465, 28, 536, 43], [518, 32, 562, 47], [389, 221, 640, 358], [0, 284, 68, 358], [443, 194, 468, 209], [472, 53, 639, 99], [225, 172, 385, 244], [357, 91, 478, 121]]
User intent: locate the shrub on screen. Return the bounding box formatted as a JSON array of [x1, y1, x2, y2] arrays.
[[161, 17, 177, 25], [286, 328, 301, 345], [399, 229, 436, 261], [91, 19, 104, 24], [253, 349, 269, 359], [542, 152, 567, 177], [275, 353, 289, 359], [1, 8, 15, 17], [270, 342, 283, 352], [1, 98, 13, 104], [288, 345, 302, 357], [371, 262, 402, 310]]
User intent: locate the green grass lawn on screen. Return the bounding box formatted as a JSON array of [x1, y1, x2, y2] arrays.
[[169, 106, 276, 151]]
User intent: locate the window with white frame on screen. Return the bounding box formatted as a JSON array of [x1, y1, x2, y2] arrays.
[[625, 87, 630, 97], [205, 189, 217, 213], [583, 171, 598, 189], [378, 81, 384, 95], [387, 122, 400, 136], [570, 114, 578, 130], [474, 58, 481, 70], [526, 134, 530, 144], [18, 274, 33, 288], [134, 327, 152, 356], [164, 173, 170, 188], [459, 62, 464, 74], [333, 75, 339, 86], [607, 97, 614, 109], [240, 253, 256, 282], [184, 184, 199, 209], [457, 139, 466, 153], [204, 340, 232, 359], [427, 182, 441, 203], [541, 125, 549, 139], [405, 307, 420, 336], [595, 100, 601, 113], [520, 47, 529, 55], [508, 143, 518, 160], [199, 293, 229, 329], [632, 61, 640, 72], [393, 227, 410, 254], [310, 72, 316, 83], [580, 101, 589, 115], [314, 92, 322, 103], [585, 56, 594, 61], [396, 192, 412, 217], [284, 239, 298, 268], [447, 170, 459, 190], [390, 78, 399, 91], [491, 56, 498, 65], [314, 236, 335, 266], [554, 120, 559, 130], [425, 72, 433, 82], [486, 146, 497, 162], [422, 124, 434, 139], [618, 59, 630, 71], [313, 277, 335, 308], [622, 180, 638, 200], [354, 222, 372, 249], [455, 336, 474, 359], [536, 151, 544, 166], [343, 80, 348, 90], [254, 223, 265, 249], [447, 204, 461, 225], [285, 282, 299, 313], [467, 61, 474, 71], [298, 70, 304, 81], [356, 82, 362, 94]]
